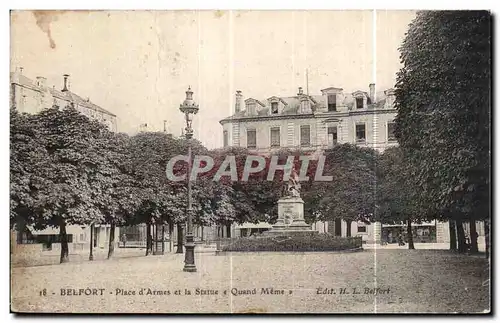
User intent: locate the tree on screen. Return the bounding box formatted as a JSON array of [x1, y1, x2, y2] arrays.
[[394, 11, 491, 252], [127, 132, 207, 255], [207, 147, 282, 226], [10, 109, 51, 233], [12, 107, 113, 263], [302, 144, 377, 236], [377, 147, 422, 249], [91, 132, 142, 259], [128, 132, 181, 255]]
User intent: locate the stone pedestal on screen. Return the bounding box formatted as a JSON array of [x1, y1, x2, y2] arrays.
[[266, 197, 313, 235]]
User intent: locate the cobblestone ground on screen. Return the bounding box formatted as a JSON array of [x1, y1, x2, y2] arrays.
[[11, 249, 490, 314]]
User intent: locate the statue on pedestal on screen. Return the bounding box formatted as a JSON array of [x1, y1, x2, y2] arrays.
[[285, 167, 301, 198]]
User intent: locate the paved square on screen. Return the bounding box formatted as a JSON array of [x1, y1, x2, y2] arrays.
[[11, 249, 490, 313]]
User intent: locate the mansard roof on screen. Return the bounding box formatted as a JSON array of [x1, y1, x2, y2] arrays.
[[220, 86, 392, 124], [352, 90, 369, 97], [244, 98, 266, 107], [267, 96, 288, 105], [10, 72, 116, 117]]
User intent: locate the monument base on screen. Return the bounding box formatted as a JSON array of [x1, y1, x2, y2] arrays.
[[264, 196, 315, 236]]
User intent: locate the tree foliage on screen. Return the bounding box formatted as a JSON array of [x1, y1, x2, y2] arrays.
[[302, 144, 377, 228], [394, 11, 491, 221]]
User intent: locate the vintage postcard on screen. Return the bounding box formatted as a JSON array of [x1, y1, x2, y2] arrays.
[[10, 10, 491, 314]]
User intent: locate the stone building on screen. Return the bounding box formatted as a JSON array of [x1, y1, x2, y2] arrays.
[[10, 68, 119, 254], [220, 84, 398, 153], [218, 84, 452, 244], [10, 68, 117, 131]]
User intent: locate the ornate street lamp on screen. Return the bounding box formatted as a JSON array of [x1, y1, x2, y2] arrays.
[[179, 86, 198, 272]]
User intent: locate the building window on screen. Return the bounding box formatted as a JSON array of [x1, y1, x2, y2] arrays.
[[246, 103, 256, 116], [387, 122, 396, 142], [223, 130, 228, 147], [247, 129, 256, 148], [327, 94, 337, 112], [357, 225, 367, 233], [356, 97, 364, 109], [270, 127, 280, 148], [300, 100, 310, 114], [271, 102, 279, 114], [300, 125, 311, 147], [327, 126, 338, 147], [356, 124, 366, 143]]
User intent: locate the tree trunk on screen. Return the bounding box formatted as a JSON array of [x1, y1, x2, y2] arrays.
[[145, 222, 151, 256], [346, 220, 352, 237], [161, 224, 165, 254], [89, 223, 94, 261], [226, 224, 231, 238], [449, 220, 457, 250], [59, 221, 69, 263], [456, 220, 467, 253], [484, 220, 490, 259], [469, 220, 478, 253], [107, 222, 116, 259], [169, 221, 174, 252], [175, 223, 184, 254], [407, 219, 415, 250]]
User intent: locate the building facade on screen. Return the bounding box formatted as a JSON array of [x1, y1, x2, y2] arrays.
[[220, 84, 398, 153], [10, 68, 119, 253], [10, 68, 117, 131], [218, 84, 451, 244]]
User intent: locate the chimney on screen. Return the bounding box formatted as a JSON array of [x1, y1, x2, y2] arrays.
[[62, 74, 70, 92], [298, 87, 303, 95], [235, 90, 243, 113], [369, 83, 375, 103], [36, 76, 47, 88]]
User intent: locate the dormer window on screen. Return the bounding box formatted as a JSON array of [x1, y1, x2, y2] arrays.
[[327, 94, 337, 112], [245, 98, 265, 116], [321, 87, 343, 113], [267, 96, 287, 115], [384, 88, 396, 108], [247, 104, 256, 115], [301, 99, 310, 114], [356, 97, 363, 109], [352, 91, 368, 109], [271, 102, 279, 114]]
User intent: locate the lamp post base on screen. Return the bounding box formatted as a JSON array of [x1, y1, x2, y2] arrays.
[[183, 234, 197, 272], [183, 264, 197, 272]]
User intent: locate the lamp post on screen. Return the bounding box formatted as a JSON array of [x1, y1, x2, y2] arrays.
[[179, 86, 198, 272]]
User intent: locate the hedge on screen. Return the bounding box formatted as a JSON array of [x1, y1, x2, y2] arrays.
[[220, 234, 362, 252]]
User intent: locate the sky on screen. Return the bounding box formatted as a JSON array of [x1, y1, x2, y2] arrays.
[[10, 10, 416, 149]]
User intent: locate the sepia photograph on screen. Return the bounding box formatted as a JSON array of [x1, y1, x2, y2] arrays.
[[9, 9, 491, 314]]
